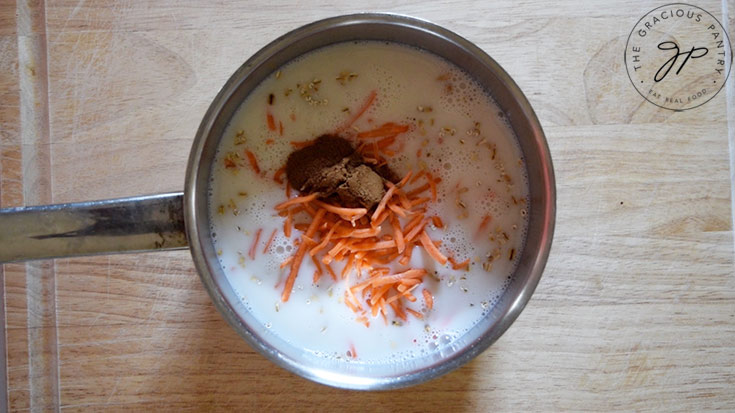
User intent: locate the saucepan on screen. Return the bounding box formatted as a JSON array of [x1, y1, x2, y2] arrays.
[[0, 14, 555, 389]]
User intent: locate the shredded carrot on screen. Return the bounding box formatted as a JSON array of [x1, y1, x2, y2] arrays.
[[273, 166, 286, 185], [387, 202, 407, 218], [284, 209, 292, 238], [448, 256, 470, 271], [272, 157, 455, 324], [339, 90, 377, 130], [265, 138, 275, 145], [357, 122, 410, 139], [249, 228, 262, 260], [290, 139, 316, 149], [410, 169, 426, 184], [262, 229, 277, 254], [325, 262, 338, 281], [313, 200, 367, 221], [310, 223, 340, 256], [266, 111, 276, 131], [390, 214, 405, 254], [281, 242, 306, 303], [406, 308, 423, 319], [311, 255, 323, 280], [350, 240, 396, 252], [279, 121, 284, 136], [376, 135, 396, 149], [419, 231, 448, 265], [476, 214, 492, 238], [399, 244, 413, 266], [396, 189, 412, 209], [370, 184, 396, 222], [370, 269, 427, 288], [406, 183, 430, 198], [334, 227, 379, 239], [422, 289, 433, 310], [274, 193, 318, 210], [342, 254, 355, 279], [409, 197, 431, 208], [280, 255, 293, 269], [245, 150, 261, 175], [397, 171, 413, 188], [404, 217, 428, 243], [281, 210, 325, 302]]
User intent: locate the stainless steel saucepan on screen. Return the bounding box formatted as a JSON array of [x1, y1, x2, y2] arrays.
[[0, 14, 555, 390]]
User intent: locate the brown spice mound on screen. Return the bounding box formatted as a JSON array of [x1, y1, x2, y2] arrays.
[[285, 135, 391, 208]]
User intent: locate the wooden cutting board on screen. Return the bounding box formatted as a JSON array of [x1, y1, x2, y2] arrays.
[[1, 0, 733, 411]]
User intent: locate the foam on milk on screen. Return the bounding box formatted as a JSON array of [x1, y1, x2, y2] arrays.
[[208, 41, 529, 363]]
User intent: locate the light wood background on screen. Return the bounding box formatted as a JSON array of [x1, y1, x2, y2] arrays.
[[1, 0, 734, 411]]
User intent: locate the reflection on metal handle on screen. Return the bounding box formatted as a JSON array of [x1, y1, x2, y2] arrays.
[[0, 192, 188, 263]]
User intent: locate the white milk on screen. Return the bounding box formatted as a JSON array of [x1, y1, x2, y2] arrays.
[[208, 42, 529, 362]]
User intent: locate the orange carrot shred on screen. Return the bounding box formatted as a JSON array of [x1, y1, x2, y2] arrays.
[[324, 262, 338, 281], [406, 183, 430, 198], [387, 202, 407, 217], [281, 209, 325, 302], [409, 197, 431, 208], [310, 223, 340, 256], [266, 112, 276, 131], [290, 139, 315, 149], [371, 184, 396, 222], [342, 254, 355, 279], [404, 217, 428, 243], [431, 216, 444, 229], [398, 171, 413, 188], [376, 135, 396, 149], [311, 254, 322, 276], [475, 214, 492, 238], [313, 200, 367, 221], [428, 174, 438, 201], [406, 308, 423, 319], [448, 256, 470, 270], [280, 255, 293, 269], [339, 90, 377, 131], [274, 193, 318, 210], [284, 209, 292, 238], [391, 214, 405, 254], [262, 229, 277, 254], [249, 228, 262, 260], [279, 121, 284, 136], [357, 122, 410, 139], [409, 169, 426, 184], [419, 231, 448, 265], [273, 166, 286, 184], [245, 150, 261, 174], [422, 289, 433, 310]]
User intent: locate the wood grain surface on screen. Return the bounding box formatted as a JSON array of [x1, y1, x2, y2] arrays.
[[1, 0, 734, 411]]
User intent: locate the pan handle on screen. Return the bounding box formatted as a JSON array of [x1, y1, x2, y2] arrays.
[[0, 192, 188, 263]]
